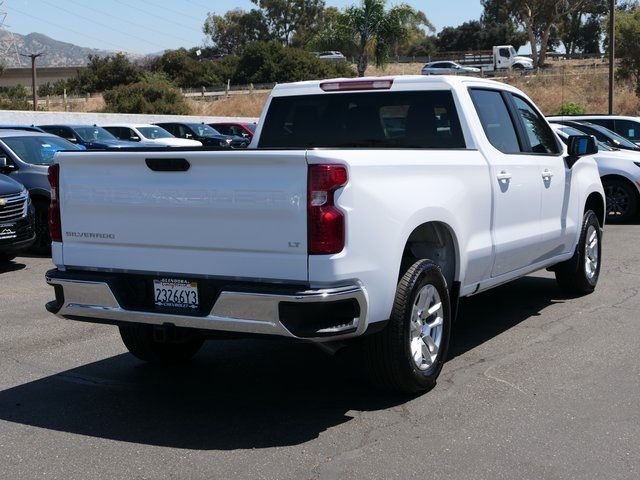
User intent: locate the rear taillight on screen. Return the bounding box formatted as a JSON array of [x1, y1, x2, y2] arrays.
[[308, 164, 348, 254], [48, 164, 62, 243]]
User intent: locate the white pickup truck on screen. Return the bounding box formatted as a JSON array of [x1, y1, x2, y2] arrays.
[[45, 76, 605, 393]]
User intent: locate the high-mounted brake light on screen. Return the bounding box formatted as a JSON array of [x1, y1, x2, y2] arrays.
[[308, 164, 348, 255], [48, 164, 62, 243], [320, 79, 394, 92]]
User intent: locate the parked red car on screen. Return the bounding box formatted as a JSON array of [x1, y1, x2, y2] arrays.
[[208, 122, 257, 140]]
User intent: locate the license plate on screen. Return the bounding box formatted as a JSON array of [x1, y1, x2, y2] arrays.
[[153, 278, 199, 310]]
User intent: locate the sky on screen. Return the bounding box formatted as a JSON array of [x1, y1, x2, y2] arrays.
[[2, 0, 484, 54]]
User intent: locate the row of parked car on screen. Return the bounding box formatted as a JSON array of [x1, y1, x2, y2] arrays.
[[0, 119, 257, 262], [545, 115, 640, 223], [1, 112, 640, 264]]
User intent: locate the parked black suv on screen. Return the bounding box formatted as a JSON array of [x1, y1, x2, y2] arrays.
[[154, 122, 250, 148], [0, 171, 35, 262]]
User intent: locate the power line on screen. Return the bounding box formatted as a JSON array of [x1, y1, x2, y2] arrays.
[[138, 0, 204, 22], [38, 0, 168, 50], [112, 0, 199, 32], [65, 0, 198, 47], [188, 0, 217, 11], [6, 5, 131, 52]]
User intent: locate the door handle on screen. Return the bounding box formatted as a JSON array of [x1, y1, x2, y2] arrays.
[[542, 169, 553, 179], [497, 171, 512, 182]]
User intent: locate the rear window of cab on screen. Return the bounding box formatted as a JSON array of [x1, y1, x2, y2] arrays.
[[259, 91, 466, 149]]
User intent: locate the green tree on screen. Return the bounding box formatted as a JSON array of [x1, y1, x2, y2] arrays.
[[232, 41, 354, 84], [313, 0, 427, 76], [394, 10, 435, 56], [616, 8, 640, 96], [75, 53, 141, 93], [252, 0, 326, 46], [103, 79, 190, 114], [480, 0, 528, 49], [506, 0, 590, 67], [203, 8, 271, 55], [560, 0, 608, 55]]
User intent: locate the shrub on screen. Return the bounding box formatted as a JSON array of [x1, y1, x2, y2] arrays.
[[233, 42, 355, 84], [555, 101, 586, 116], [103, 80, 190, 114], [0, 84, 30, 110]]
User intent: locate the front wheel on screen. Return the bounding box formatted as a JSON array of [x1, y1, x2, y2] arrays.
[[364, 259, 451, 393], [30, 201, 51, 255], [0, 253, 16, 264], [119, 325, 205, 364], [554, 210, 602, 294], [603, 178, 637, 223]]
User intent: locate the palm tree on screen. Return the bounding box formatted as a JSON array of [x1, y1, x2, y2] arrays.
[[314, 0, 429, 77]]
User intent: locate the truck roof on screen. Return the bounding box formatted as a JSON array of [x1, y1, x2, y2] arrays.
[[270, 75, 515, 97]]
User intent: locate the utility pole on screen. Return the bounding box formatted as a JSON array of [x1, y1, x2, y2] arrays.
[[19, 52, 43, 111], [608, 0, 615, 115]]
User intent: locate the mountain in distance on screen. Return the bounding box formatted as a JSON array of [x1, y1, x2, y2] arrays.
[[0, 30, 148, 67]]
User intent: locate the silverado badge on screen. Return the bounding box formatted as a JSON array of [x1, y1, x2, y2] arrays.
[[0, 199, 7, 207]]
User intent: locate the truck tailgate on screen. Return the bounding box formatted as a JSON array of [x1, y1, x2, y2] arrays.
[[56, 150, 309, 282]]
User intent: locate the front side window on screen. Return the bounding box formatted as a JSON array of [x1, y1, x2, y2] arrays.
[[259, 91, 465, 149], [511, 95, 560, 154], [470, 89, 520, 154], [74, 126, 117, 142]]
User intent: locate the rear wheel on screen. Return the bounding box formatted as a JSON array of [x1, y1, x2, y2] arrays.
[[555, 210, 601, 294], [30, 200, 51, 255], [364, 259, 451, 393], [603, 178, 637, 223], [119, 325, 205, 364]]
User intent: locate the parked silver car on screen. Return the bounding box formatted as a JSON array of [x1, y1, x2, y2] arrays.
[[421, 61, 480, 76]]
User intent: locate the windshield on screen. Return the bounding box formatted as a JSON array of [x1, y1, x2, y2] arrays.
[[246, 123, 257, 133], [584, 123, 640, 150], [557, 125, 614, 151], [74, 126, 117, 142], [2, 135, 80, 165], [188, 124, 221, 137], [137, 126, 173, 139]]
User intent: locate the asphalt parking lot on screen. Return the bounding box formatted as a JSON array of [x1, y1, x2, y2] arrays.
[[0, 224, 639, 480]]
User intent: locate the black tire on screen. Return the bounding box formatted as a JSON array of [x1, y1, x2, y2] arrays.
[[603, 178, 638, 223], [30, 200, 51, 255], [364, 259, 451, 393], [0, 253, 16, 263], [119, 324, 205, 364], [555, 210, 602, 295]]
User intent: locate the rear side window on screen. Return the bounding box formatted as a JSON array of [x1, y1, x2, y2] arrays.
[[259, 91, 465, 149], [470, 89, 520, 154]]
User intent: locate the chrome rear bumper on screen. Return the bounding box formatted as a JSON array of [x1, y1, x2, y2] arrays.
[[45, 270, 368, 342]]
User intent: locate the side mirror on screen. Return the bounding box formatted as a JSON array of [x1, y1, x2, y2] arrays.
[[185, 133, 193, 139], [66, 137, 77, 143], [0, 156, 14, 172], [130, 135, 140, 142], [566, 135, 598, 167]]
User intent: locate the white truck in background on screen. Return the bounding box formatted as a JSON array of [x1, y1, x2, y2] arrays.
[[45, 76, 604, 393], [431, 45, 534, 74]]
